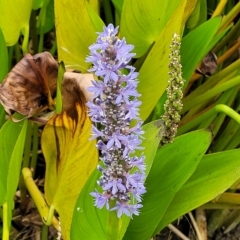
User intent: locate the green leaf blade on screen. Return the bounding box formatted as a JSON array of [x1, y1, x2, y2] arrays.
[[124, 129, 212, 240], [0, 118, 23, 206], [71, 120, 164, 240], [158, 148, 240, 230]]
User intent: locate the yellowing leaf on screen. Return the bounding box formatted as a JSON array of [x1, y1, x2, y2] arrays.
[[42, 76, 98, 240], [121, 0, 182, 57], [0, 0, 32, 52], [55, 0, 103, 72], [137, 0, 197, 121]]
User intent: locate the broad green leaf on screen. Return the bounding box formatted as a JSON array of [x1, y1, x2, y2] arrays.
[[120, 0, 182, 57], [0, 117, 23, 206], [6, 120, 27, 227], [0, 0, 32, 53], [7, 120, 28, 201], [137, 0, 196, 121], [124, 129, 212, 240], [55, 0, 102, 72], [71, 120, 164, 240], [181, 16, 221, 84], [42, 78, 98, 240], [158, 149, 240, 230]]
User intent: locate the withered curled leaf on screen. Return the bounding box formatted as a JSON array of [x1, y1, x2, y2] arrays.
[[0, 52, 58, 118]]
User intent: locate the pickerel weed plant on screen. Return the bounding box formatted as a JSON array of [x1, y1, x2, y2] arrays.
[[86, 24, 146, 217], [1, 1, 240, 240]]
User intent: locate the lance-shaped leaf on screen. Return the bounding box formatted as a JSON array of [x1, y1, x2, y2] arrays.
[[42, 76, 98, 240]]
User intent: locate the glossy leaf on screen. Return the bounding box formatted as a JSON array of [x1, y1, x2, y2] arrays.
[[124, 129, 212, 240], [137, 0, 196, 121], [158, 149, 240, 229], [6, 120, 28, 226], [0, 117, 24, 206], [55, 0, 103, 72], [0, 0, 32, 52], [71, 120, 164, 240], [121, 0, 182, 57], [42, 77, 98, 240], [181, 16, 221, 84]]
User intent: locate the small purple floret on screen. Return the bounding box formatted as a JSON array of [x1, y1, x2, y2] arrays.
[[86, 24, 146, 218]]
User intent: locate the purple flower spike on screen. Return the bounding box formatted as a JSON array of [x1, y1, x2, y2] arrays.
[[86, 24, 146, 218]]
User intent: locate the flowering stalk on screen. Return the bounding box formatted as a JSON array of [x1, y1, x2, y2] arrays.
[[161, 33, 185, 145], [86, 24, 146, 218]]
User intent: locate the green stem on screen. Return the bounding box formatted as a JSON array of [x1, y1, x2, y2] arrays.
[[22, 168, 59, 229], [14, 42, 21, 62], [218, 1, 240, 32], [55, 61, 65, 114], [178, 104, 240, 135], [41, 225, 49, 240], [198, 86, 234, 129], [8, 46, 14, 70], [22, 25, 30, 55], [38, 26, 44, 53], [211, 88, 238, 136], [213, 18, 240, 53], [19, 121, 32, 207], [30, 10, 39, 54], [225, 127, 240, 150], [30, 122, 39, 177], [45, 204, 55, 225], [50, 40, 57, 56], [182, 75, 240, 113], [102, 0, 114, 25], [215, 104, 240, 124], [2, 202, 9, 240]]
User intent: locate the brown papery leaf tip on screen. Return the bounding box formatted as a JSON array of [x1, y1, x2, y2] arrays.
[[0, 52, 58, 117]]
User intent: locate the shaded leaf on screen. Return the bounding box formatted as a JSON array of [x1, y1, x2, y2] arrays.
[[42, 77, 98, 240], [124, 129, 212, 240], [71, 120, 164, 240], [158, 149, 240, 229]]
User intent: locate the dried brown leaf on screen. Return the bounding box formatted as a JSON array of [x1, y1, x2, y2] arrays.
[[0, 52, 58, 117]]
